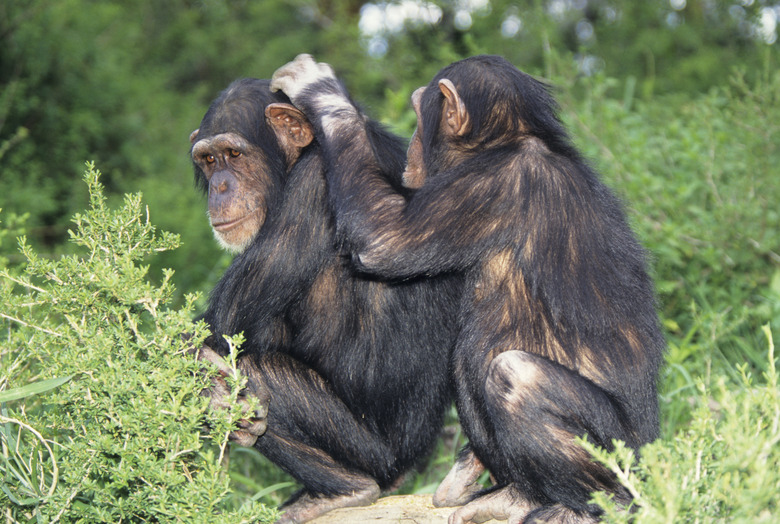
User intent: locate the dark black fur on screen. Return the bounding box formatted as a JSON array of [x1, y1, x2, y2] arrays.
[[284, 56, 664, 520], [192, 79, 458, 511]]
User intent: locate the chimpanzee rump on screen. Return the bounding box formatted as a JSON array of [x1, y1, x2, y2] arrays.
[[189, 79, 458, 523], [271, 55, 665, 524]]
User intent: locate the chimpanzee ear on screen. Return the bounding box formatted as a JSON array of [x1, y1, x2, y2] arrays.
[[265, 103, 315, 166], [189, 129, 200, 144], [438, 79, 470, 137]]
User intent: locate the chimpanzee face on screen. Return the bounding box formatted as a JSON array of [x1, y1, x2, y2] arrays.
[[190, 130, 271, 253], [189, 86, 312, 254]]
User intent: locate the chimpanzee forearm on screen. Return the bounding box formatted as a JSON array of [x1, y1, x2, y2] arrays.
[[271, 57, 405, 255]]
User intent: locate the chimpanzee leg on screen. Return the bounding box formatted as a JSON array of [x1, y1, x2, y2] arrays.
[[453, 350, 632, 524], [249, 352, 397, 523], [434, 350, 511, 510]]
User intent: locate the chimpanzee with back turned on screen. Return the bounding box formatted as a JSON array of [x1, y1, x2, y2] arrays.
[[188, 78, 459, 523], [272, 55, 665, 524]]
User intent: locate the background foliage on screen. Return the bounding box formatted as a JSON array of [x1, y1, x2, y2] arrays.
[[1, 0, 778, 521]]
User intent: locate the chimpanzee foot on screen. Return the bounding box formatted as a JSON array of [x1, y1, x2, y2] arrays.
[[276, 483, 381, 524], [448, 485, 536, 524], [433, 449, 487, 507], [524, 503, 600, 524], [193, 344, 270, 446]]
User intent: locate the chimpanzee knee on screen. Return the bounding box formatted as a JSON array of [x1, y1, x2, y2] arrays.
[[485, 350, 542, 409]]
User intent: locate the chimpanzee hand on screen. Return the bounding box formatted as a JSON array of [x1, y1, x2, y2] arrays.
[[270, 54, 335, 101], [193, 344, 270, 447], [270, 54, 356, 135]]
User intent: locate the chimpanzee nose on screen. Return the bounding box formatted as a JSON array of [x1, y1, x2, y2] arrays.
[[211, 170, 230, 194], [209, 170, 233, 209]]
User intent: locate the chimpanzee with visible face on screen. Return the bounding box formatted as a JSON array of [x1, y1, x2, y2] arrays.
[[189, 78, 459, 523], [271, 55, 665, 523]]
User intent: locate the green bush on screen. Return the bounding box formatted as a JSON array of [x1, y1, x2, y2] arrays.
[[0, 164, 277, 523], [583, 325, 778, 523]]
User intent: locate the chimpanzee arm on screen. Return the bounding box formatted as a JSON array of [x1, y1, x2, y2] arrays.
[[271, 55, 517, 280]]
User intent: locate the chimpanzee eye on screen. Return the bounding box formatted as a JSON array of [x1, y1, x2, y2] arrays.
[[229, 149, 241, 158], [205, 154, 215, 164]]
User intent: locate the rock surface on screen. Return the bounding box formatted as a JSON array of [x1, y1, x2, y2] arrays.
[[308, 494, 502, 524]]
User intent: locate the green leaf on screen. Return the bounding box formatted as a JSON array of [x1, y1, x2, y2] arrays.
[[0, 376, 74, 403]]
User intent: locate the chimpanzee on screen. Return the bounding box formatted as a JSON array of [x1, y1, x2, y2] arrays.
[[271, 54, 665, 523], [189, 78, 459, 523]]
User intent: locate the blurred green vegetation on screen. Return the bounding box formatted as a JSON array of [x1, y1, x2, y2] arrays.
[[1, 0, 779, 521]]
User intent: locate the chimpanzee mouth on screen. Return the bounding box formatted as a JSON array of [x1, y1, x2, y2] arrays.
[[211, 211, 257, 232]]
